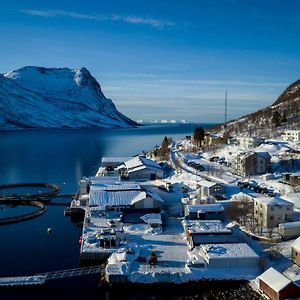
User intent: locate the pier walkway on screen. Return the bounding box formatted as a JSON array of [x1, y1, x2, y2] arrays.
[[0, 265, 103, 288]]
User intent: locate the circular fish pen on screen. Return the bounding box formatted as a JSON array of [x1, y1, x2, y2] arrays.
[[0, 200, 47, 225], [0, 183, 61, 225], [0, 183, 60, 200]]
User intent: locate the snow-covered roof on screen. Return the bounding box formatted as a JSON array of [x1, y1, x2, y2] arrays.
[[197, 180, 222, 189], [258, 267, 291, 292], [89, 176, 120, 185], [89, 182, 141, 191], [201, 243, 259, 259], [256, 151, 271, 159], [182, 220, 231, 234], [101, 157, 132, 163], [124, 156, 162, 173], [236, 151, 270, 160], [256, 196, 293, 207], [292, 237, 300, 250], [140, 213, 162, 225], [186, 204, 224, 213], [89, 189, 147, 207]]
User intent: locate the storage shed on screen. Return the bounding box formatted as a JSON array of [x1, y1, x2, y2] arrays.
[[279, 221, 300, 240], [258, 267, 300, 300]]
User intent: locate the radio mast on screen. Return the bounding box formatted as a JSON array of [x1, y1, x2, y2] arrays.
[[224, 90, 228, 124]]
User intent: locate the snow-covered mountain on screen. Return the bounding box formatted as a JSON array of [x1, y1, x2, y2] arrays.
[[0, 66, 137, 129]]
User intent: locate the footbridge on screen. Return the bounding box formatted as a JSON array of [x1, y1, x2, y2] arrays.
[[0, 265, 103, 288]]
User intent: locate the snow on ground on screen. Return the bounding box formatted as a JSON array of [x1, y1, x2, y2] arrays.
[[105, 136, 300, 285], [282, 192, 300, 211]]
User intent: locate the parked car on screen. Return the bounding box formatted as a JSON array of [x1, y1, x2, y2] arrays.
[[158, 185, 168, 192], [210, 156, 219, 162], [195, 165, 205, 171], [214, 194, 227, 200]]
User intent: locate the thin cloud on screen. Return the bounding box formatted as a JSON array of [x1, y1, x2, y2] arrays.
[[21, 9, 175, 29]]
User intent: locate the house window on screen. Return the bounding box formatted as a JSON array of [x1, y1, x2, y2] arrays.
[[271, 207, 274, 211], [287, 207, 291, 211]]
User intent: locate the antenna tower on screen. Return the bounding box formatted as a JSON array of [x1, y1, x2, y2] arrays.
[[224, 90, 228, 124]]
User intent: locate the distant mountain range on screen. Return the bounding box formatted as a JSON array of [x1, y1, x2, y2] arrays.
[[210, 79, 300, 137], [0, 66, 137, 129]]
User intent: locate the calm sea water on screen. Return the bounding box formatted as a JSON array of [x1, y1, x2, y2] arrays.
[[0, 124, 206, 277]]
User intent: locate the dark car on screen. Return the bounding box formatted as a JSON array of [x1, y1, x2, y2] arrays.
[[210, 156, 219, 162], [195, 165, 205, 171], [214, 194, 227, 200], [158, 185, 168, 191]]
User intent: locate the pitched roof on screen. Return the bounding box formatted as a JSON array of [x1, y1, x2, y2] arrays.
[[186, 204, 224, 213], [256, 196, 293, 207], [258, 267, 291, 292], [198, 180, 222, 188], [89, 189, 147, 207], [123, 156, 162, 173], [256, 151, 271, 159], [101, 157, 132, 164], [140, 213, 162, 225]]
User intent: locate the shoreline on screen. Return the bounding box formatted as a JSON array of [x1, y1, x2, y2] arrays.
[[1, 279, 262, 300]]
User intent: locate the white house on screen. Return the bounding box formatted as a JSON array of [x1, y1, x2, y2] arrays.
[[237, 136, 264, 149], [120, 156, 164, 180], [254, 196, 294, 228], [283, 130, 300, 142]]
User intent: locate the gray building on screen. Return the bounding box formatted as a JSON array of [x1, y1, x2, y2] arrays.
[[232, 151, 271, 176]]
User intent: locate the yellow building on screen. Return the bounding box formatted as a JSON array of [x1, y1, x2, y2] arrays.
[[291, 237, 300, 266]]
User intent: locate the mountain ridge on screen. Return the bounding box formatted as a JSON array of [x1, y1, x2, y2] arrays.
[[209, 79, 300, 137], [0, 66, 137, 129]]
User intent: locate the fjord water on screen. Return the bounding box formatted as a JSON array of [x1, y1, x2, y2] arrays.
[[0, 124, 204, 276]]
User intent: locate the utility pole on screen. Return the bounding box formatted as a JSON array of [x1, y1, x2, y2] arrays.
[[224, 90, 227, 135], [224, 90, 228, 124]]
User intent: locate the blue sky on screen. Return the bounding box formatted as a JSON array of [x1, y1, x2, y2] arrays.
[[0, 0, 300, 123]]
